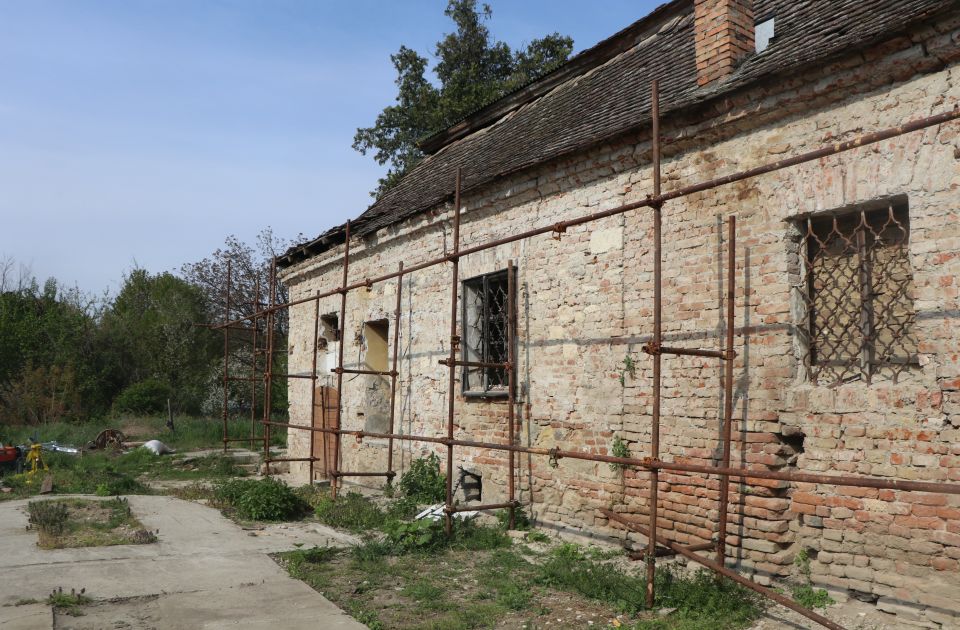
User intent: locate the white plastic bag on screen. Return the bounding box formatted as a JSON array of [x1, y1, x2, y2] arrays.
[[142, 440, 175, 455]]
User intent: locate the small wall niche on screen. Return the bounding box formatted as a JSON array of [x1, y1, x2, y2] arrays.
[[364, 319, 389, 372]]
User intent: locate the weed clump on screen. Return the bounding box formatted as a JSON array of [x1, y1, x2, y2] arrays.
[[314, 491, 387, 533], [27, 500, 69, 538], [47, 587, 91, 616], [398, 453, 446, 503], [213, 477, 307, 521], [791, 548, 834, 609], [373, 516, 509, 555], [609, 435, 633, 471], [495, 505, 531, 530]]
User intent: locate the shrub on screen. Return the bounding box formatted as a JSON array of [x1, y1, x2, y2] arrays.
[[112, 379, 172, 415], [213, 477, 306, 521], [385, 496, 420, 520], [398, 453, 446, 503], [382, 518, 447, 553], [496, 505, 531, 530]]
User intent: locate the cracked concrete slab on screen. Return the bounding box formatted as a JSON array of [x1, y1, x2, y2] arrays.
[[0, 495, 364, 629]]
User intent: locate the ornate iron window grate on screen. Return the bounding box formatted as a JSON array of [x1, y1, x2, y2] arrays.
[[462, 268, 514, 395], [795, 200, 917, 386]]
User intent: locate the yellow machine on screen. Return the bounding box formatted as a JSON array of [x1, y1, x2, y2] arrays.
[[25, 443, 46, 475]]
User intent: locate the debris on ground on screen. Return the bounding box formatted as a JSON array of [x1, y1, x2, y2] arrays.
[[88, 429, 126, 451], [142, 440, 175, 455], [416, 503, 477, 520]]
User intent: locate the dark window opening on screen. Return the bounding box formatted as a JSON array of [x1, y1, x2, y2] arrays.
[[796, 199, 917, 385], [320, 313, 340, 346], [462, 268, 515, 396]]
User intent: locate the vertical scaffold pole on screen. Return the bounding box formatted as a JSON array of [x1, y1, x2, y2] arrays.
[[309, 289, 320, 485], [444, 168, 463, 537], [646, 79, 663, 609], [263, 258, 277, 473], [251, 278, 260, 450], [717, 216, 737, 564], [387, 262, 404, 483], [223, 259, 232, 454], [332, 221, 351, 499], [507, 260, 516, 529]]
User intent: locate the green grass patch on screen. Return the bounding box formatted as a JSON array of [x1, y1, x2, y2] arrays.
[[1, 447, 249, 502], [279, 535, 764, 630], [28, 498, 156, 549], [0, 415, 285, 455], [535, 543, 647, 614]]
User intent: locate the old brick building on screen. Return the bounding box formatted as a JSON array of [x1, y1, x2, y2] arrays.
[[278, 0, 960, 623]]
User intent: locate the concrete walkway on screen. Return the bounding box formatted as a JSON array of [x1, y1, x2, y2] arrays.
[[0, 495, 365, 629]]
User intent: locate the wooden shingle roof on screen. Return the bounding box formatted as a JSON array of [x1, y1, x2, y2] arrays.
[[280, 0, 956, 267]]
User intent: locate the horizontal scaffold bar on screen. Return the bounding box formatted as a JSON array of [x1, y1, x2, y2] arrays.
[[214, 106, 960, 332], [258, 420, 960, 496]]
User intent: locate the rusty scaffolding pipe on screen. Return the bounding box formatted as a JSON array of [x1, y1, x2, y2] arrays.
[[257, 419, 960, 496], [387, 262, 404, 482], [507, 260, 516, 529], [309, 290, 320, 484], [444, 168, 463, 537], [331, 222, 351, 498], [717, 216, 736, 565], [211, 98, 960, 630], [602, 508, 844, 630], [213, 106, 960, 332], [262, 259, 277, 471], [251, 278, 259, 450], [222, 259, 231, 453], [645, 78, 663, 608]]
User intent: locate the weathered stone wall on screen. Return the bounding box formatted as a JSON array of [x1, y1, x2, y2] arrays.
[[281, 13, 960, 622]]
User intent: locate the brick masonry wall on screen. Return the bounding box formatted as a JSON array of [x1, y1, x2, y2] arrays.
[[281, 15, 960, 622]]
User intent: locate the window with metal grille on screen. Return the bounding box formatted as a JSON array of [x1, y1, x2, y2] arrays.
[[795, 199, 918, 385], [462, 268, 514, 396]]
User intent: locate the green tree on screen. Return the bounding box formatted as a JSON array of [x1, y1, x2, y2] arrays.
[[101, 269, 217, 414], [0, 275, 107, 422], [180, 228, 298, 418], [353, 0, 573, 196]]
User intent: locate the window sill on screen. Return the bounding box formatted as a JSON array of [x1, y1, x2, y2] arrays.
[[463, 391, 510, 401]]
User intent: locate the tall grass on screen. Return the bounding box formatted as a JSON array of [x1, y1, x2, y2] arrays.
[[0, 415, 286, 452]]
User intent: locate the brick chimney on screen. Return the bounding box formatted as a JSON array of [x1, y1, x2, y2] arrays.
[[694, 0, 755, 86]]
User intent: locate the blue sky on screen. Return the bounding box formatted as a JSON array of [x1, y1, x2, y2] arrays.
[[0, 0, 662, 294]]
